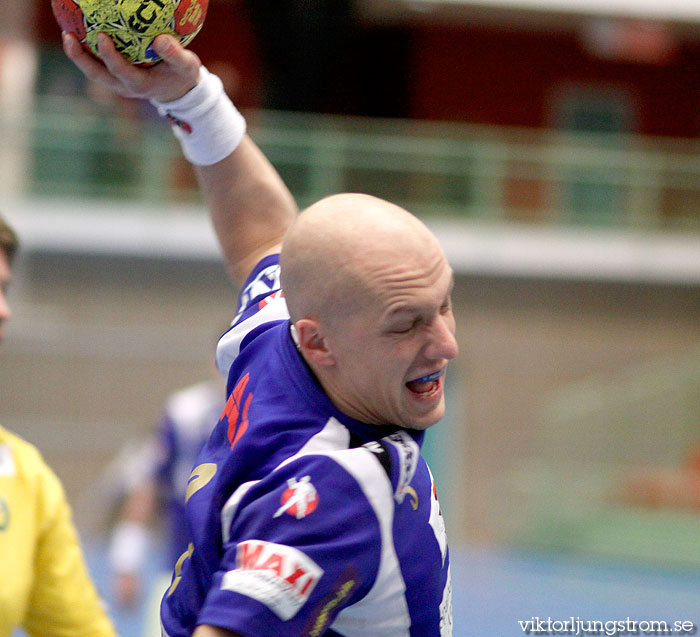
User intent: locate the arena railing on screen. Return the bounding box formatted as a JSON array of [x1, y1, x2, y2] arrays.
[[2, 94, 700, 233]]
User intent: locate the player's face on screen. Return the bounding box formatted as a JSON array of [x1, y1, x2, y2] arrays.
[[0, 251, 12, 345], [326, 246, 458, 430]]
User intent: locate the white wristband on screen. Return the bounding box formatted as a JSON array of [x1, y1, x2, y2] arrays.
[[150, 66, 247, 166], [108, 521, 150, 575]]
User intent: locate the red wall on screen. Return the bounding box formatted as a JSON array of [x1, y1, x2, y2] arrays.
[[36, 3, 700, 137], [38, 0, 265, 108], [408, 24, 700, 137]]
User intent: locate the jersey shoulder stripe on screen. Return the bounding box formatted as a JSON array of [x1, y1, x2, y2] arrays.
[[216, 256, 288, 379], [221, 417, 351, 543], [363, 431, 420, 506], [323, 446, 411, 637], [217, 423, 414, 636]]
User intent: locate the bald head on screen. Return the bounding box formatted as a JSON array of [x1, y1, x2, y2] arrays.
[[280, 193, 443, 324]]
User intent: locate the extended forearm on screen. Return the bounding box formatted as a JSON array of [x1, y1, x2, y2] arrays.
[[151, 67, 298, 284], [194, 135, 297, 284], [62, 32, 297, 287]]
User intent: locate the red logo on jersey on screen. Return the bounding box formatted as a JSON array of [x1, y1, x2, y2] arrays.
[[258, 289, 284, 310], [223, 372, 252, 449], [222, 540, 324, 620], [274, 476, 319, 519], [237, 540, 318, 597]]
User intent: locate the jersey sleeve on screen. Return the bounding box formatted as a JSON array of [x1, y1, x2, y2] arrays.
[[216, 254, 288, 380], [23, 461, 115, 637], [198, 448, 391, 635]]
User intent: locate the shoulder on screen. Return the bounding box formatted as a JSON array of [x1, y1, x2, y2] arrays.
[[216, 255, 288, 379], [347, 431, 422, 506], [0, 424, 38, 460], [0, 425, 59, 485], [206, 435, 425, 632], [165, 381, 223, 414], [222, 430, 421, 543], [163, 381, 226, 434], [216, 449, 389, 615], [0, 426, 68, 526], [235, 255, 284, 318]]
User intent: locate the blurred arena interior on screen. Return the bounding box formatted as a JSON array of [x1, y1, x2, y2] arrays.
[[2, 0, 700, 634]]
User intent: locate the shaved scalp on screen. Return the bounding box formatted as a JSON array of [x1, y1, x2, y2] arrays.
[[280, 193, 441, 325]]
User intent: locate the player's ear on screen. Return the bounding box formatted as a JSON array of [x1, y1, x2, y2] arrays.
[[293, 319, 335, 366]]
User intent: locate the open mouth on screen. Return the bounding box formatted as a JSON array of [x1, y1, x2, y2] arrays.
[[405, 368, 445, 395]]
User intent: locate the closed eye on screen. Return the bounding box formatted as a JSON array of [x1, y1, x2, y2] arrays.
[[389, 318, 421, 335]]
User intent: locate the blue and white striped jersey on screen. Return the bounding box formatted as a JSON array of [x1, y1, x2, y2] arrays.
[[160, 255, 452, 636]]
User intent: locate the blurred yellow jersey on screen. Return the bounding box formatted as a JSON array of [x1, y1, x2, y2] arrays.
[[0, 425, 115, 637]]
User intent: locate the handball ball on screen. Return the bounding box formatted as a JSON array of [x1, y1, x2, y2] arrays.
[[52, 0, 208, 65]]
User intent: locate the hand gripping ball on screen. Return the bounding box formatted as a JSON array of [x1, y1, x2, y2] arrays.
[[52, 0, 208, 65]]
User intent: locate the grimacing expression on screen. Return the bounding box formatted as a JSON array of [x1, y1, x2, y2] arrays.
[[282, 193, 459, 430], [319, 242, 458, 430]]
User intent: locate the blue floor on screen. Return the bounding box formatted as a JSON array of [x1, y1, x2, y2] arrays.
[[81, 540, 700, 636], [451, 546, 700, 635]]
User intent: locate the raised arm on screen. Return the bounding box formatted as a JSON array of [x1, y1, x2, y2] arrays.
[[192, 136, 297, 283], [62, 33, 297, 285]]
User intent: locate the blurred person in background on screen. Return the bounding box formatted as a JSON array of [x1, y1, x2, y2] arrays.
[[63, 30, 455, 636], [0, 213, 115, 637], [108, 379, 226, 608]]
